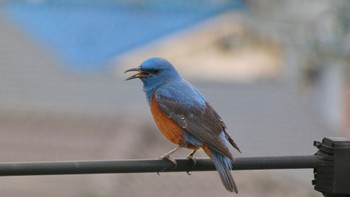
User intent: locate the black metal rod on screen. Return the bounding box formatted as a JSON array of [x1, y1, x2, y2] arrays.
[[0, 155, 320, 176]]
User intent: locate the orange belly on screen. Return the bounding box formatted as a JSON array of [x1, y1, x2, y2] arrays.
[[150, 95, 186, 146]]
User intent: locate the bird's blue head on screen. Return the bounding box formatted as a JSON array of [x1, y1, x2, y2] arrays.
[[125, 57, 182, 101]]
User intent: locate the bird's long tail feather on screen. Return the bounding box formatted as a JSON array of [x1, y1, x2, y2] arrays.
[[209, 148, 238, 193]]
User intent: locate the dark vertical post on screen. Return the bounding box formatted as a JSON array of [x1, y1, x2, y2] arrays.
[[313, 137, 350, 197]]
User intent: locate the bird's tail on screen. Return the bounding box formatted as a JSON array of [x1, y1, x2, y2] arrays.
[[204, 147, 238, 193]]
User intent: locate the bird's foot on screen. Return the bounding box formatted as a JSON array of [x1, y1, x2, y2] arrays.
[[186, 150, 197, 175], [159, 154, 177, 167], [187, 155, 196, 167], [156, 154, 177, 175], [156, 146, 182, 175]]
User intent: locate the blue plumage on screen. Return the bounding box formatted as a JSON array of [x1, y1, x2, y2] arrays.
[[139, 57, 182, 103], [139, 57, 205, 106], [183, 131, 204, 147]]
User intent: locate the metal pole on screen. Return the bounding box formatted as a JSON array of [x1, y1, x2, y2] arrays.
[[0, 155, 320, 176]]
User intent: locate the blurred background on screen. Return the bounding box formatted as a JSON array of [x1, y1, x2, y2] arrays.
[[0, 0, 349, 196]]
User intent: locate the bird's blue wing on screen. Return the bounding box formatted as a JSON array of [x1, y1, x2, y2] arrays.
[[155, 82, 239, 160]]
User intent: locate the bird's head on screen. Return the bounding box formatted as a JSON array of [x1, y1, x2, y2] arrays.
[[125, 57, 181, 88]]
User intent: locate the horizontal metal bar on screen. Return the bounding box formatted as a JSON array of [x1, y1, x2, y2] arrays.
[[0, 155, 320, 176]]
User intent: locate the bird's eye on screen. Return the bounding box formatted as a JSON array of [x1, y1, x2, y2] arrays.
[[150, 69, 160, 74]]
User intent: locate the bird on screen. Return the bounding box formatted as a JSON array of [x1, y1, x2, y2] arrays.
[[125, 57, 241, 193]]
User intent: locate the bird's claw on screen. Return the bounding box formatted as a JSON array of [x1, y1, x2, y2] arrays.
[[186, 154, 197, 175], [159, 155, 177, 167], [187, 155, 197, 167], [157, 155, 177, 175]]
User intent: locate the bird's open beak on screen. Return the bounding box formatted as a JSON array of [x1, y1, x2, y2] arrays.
[[124, 67, 151, 80]]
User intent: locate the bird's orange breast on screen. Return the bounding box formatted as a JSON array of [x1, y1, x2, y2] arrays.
[[150, 94, 186, 146]]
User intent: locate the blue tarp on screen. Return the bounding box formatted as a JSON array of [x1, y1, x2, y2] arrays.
[[5, 1, 243, 71]]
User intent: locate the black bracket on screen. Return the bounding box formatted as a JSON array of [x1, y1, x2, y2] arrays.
[[313, 137, 350, 197]]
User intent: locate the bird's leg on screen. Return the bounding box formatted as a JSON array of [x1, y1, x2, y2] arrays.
[[187, 149, 197, 160], [159, 146, 181, 167], [186, 149, 197, 175], [157, 146, 181, 175]]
